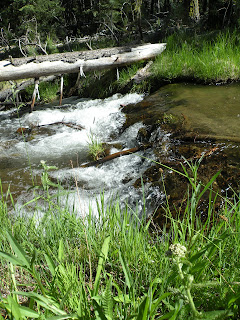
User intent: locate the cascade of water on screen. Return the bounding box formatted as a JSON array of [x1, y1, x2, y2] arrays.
[[0, 93, 158, 216]]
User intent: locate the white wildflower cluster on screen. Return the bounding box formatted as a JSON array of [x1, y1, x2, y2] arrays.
[[169, 243, 187, 258]]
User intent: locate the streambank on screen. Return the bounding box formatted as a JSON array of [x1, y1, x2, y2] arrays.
[[1, 81, 240, 226], [121, 82, 240, 226]]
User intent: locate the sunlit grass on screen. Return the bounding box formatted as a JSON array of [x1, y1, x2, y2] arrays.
[[87, 131, 105, 160], [0, 157, 240, 318], [152, 29, 240, 83], [25, 80, 60, 103]]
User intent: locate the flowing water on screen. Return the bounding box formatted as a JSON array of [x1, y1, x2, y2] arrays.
[[1, 82, 240, 217], [0, 93, 156, 215]]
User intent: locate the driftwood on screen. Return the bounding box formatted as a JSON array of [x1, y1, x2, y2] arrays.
[[81, 144, 150, 168], [0, 43, 166, 81], [37, 121, 85, 130], [16, 121, 85, 134], [131, 61, 153, 83]]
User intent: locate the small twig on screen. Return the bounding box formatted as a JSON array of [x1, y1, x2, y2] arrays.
[[18, 38, 27, 57], [86, 42, 92, 50], [33, 121, 84, 130], [116, 67, 119, 81], [102, 21, 118, 42], [37, 35, 48, 55], [59, 75, 64, 106], [80, 66, 86, 78], [31, 78, 39, 111]]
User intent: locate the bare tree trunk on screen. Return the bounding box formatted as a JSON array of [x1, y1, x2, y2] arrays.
[[191, 0, 200, 21], [0, 43, 166, 81]]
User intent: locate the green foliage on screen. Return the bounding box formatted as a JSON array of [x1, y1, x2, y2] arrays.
[[25, 80, 60, 103], [39, 81, 60, 103], [1, 0, 240, 53], [152, 29, 240, 84], [117, 63, 144, 88], [0, 159, 240, 319], [87, 131, 105, 161], [19, 0, 65, 36]]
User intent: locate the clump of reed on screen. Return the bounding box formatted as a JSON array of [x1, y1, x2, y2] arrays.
[[87, 131, 105, 161]]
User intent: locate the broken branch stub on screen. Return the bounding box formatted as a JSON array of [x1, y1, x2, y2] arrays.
[[31, 78, 39, 111]]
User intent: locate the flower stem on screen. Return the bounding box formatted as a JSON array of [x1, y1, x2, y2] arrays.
[[176, 257, 202, 318]]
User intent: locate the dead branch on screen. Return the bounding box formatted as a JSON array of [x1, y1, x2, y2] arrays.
[[35, 121, 85, 130], [80, 144, 150, 167], [0, 75, 58, 102]]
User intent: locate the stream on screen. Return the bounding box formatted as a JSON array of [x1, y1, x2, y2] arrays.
[[0, 82, 240, 219], [0, 93, 155, 215]]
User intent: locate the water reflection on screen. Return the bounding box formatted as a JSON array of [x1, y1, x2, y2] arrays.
[[158, 82, 240, 139]]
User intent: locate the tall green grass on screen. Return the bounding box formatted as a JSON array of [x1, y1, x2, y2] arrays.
[[25, 80, 60, 103], [152, 29, 240, 83], [0, 157, 240, 319]]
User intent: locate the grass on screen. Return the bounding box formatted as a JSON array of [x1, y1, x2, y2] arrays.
[[112, 29, 240, 96], [16, 29, 240, 103], [117, 62, 144, 89], [1, 29, 240, 319], [0, 156, 240, 319], [87, 131, 105, 161], [24, 78, 67, 104], [151, 29, 240, 84]]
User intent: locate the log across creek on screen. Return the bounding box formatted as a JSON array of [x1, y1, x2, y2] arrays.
[[0, 43, 166, 81]]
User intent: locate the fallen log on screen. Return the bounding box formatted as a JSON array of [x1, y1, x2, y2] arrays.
[[80, 144, 150, 168], [131, 61, 153, 83], [0, 43, 166, 81]]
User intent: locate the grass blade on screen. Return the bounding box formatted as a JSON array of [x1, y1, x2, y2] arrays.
[[6, 230, 30, 269], [119, 250, 132, 291], [93, 236, 111, 296], [13, 292, 67, 315]]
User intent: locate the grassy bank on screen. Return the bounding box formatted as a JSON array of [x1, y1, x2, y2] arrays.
[[0, 158, 240, 319], [115, 29, 240, 96], [151, 30, 240, 84], [4, 29, 239, 104]]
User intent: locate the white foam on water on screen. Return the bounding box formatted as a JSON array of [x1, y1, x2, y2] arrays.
[[2, 92, 158, 217], [6, 93, 143, 162], [51, 148, 153, 216]]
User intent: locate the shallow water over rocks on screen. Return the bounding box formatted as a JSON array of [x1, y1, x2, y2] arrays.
[[130, 82, 240, 224], [0, 93, 156, 215], [1, 83, 240, 219]]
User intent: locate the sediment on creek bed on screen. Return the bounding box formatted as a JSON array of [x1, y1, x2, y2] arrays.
[[123, 103, 240, 228]]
